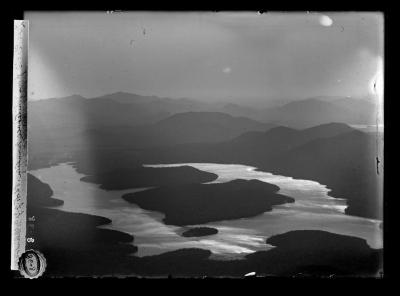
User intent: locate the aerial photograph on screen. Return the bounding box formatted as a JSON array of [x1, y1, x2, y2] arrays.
[[23, 11, 383, 277]]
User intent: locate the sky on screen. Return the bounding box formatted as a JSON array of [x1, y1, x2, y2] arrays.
[[25, 11, 383, 105]]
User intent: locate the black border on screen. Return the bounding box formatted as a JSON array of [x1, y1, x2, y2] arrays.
[[2, 5, 396, 289]]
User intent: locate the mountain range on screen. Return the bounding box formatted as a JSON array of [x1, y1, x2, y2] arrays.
[[28, 92, 378, 154], [134, 123, 382, 219], [28, 92, 382, 220], [29, 92, 378, 129]]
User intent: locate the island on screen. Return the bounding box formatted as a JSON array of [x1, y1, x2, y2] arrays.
[[122, 179, 294, 226], [80, 165, 218, 190], [181, 227, 218, 237], [27, 169, 381, 277]]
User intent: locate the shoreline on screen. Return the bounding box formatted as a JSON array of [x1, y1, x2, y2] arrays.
[[27, 166, 382, 277], [30, 162, 382, 248], [29, 156, 382, 222]]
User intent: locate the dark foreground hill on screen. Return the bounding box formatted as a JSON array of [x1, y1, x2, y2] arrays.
[[27, 173, 64, 207], [122, 179, 294, 225], [25, 175, 138, 276], [244, 230, 382, 277], [39, 227, 381, 277], [127, 231, 381, 277]]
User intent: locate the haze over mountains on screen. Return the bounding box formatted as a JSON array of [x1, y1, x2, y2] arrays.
[[79, 112, 276, 150], [29, 91, 378, 129], [262, 97, 377, 128], [28, 92, 378, 154], [28, 90, 382, 221]]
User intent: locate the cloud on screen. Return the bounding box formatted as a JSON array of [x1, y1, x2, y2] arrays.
[[222, 67, 232, 74]]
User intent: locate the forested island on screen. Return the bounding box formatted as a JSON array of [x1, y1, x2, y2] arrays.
[[181, 227, 219, 237], [122, 179, 294, 225], [80, 166, 218, 190]]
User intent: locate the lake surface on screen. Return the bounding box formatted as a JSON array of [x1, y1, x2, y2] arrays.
[[30, 162, 382, 259]]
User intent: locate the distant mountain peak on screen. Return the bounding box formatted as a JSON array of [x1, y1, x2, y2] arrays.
[[303, 122, 353, 131], [267, 126, 299, 134], [156, 111, 241, 127], [284, 98, 332, 106], [67, 94, 86, 99], [159, 111, 234, 121], [30, 94, 86, 102]]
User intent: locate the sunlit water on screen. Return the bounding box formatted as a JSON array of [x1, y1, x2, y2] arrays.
[[30, 162, 382, 260]]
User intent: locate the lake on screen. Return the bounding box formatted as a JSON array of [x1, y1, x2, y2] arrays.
[[30, 162, 382, 259]]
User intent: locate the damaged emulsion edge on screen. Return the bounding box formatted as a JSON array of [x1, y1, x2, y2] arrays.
[[11, 20, 28, 270]]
